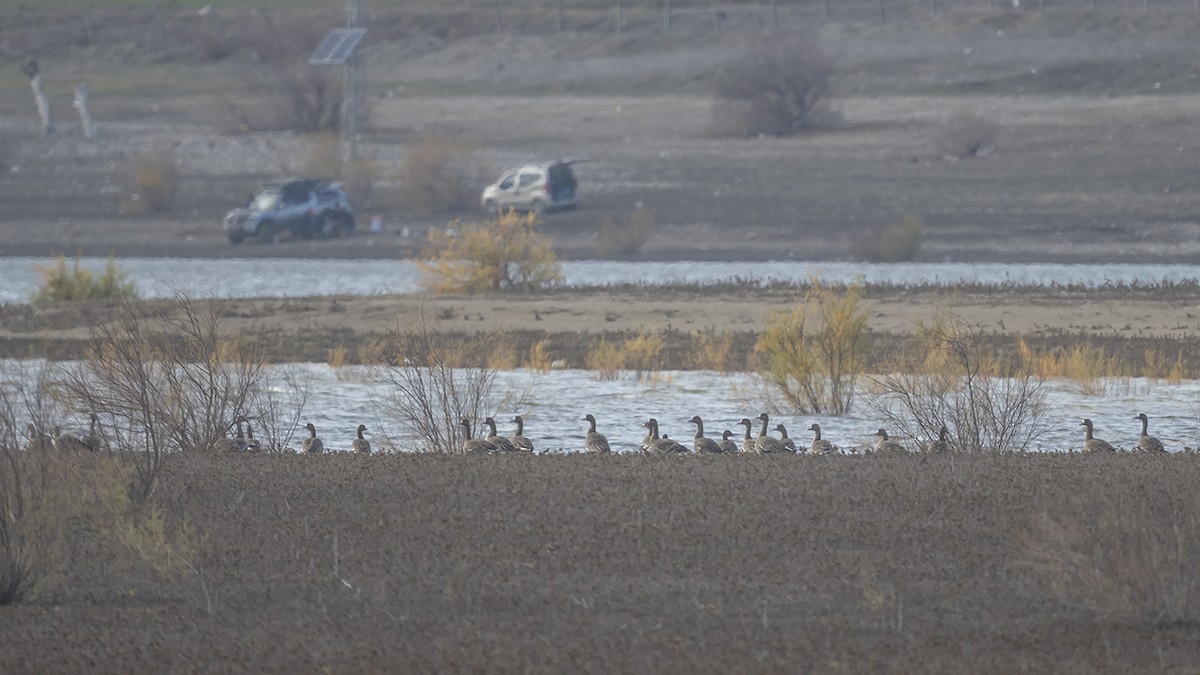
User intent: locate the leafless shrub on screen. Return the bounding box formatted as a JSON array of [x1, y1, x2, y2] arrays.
[[935, 110, 998, 159], [869, 312, 1050, 452], [248, 364, 313, 453], [1028, 489, 1200, 627], [596, 208, 655, 256], [399, 135, 491, 213], [301, 132, 377, 206], [119, 148, 178, 215], [60, 293, 268, 499], [852, 214, 923, 263], [710, 35, 835, 138], [367, 319, 524, 453], [0, 361, 128, 604]]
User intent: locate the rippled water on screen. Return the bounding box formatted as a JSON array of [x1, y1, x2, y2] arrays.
[[13, 361, 1199, 454], [3, 256, 1199, 303]]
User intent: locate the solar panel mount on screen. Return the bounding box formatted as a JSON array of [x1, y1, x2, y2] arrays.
[[309, 28, 366, 66]]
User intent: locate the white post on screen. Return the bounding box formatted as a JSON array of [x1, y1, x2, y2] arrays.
[[74, 82, 94, 139], [30, 74, 52, 135]]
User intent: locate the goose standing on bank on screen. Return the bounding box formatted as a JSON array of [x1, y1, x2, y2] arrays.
[[484, 417, 518, 453], [874, 429, 907, 454], [583, 414, 611, 454], [1080, 418, 1115, 453], [774, 423, 798, 453], [719, 429, 740, 454], [754, 413, 785, 454], [1133, 413, 1166, 453], [461, 418, 495, 454], [642, 418, 688, 454], [808, 423, 834, 455], [510, 415, 535, 453], [738, 418, 755, 454], [922, 425, 950, 454], [302, 422, 324, 454], [689, 416, 724, 454], [245, 420, 262, 452], [228, 418, 249, 452], [352, 424, 371, 454]]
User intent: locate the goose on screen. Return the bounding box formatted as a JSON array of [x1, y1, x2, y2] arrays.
[[1080, 418, 1115, 453], [510, 415, 535, 453], [352, 424, 371, 454], [808, 423, 834, 455], [754, 413, 785, 454], [302, 422, 324, 454], [81, 412, 102, 452], [874, 429, 907, 454], [689, 415, 724, 454], [922, 425, 950, 454], [642, 418, 688, 454], [228, 418, 249, 452], [461, 418, 495, 454], [774, 423, 798, 453], [53, 425, 87, 452], [739, 418, 755, 454], [1134, 413, 1166, 453], [582, 414, 611, 454], [24, 422, 54, 452], [718, 429, 740, 454], [484, 417, 518, 453], [244, 421, 262, 452]]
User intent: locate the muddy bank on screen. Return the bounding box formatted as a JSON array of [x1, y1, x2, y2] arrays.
[[5, 285, 1200, 370]]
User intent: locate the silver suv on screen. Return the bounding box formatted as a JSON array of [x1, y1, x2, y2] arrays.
[[480, 160, 579, 218], [224, 178, 355, 244]]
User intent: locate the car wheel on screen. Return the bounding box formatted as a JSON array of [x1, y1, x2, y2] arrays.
[[256, 221, 279, 244], [228, 230, 246, 245], [531, 199, 546, 217], [485, 200, 499, 219], [311, 214, 328, 239]]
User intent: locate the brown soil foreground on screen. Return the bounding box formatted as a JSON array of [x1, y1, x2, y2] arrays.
[[5, 285, 1200, 369], [3, 452, 1199, 673]]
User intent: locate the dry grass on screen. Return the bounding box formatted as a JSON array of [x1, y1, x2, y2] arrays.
[[596, 208, 656, 257], [119, 148, 178, 215], [399, 135, 491, 214], [419, 210, 562, 293], [3, 452, 1200, 671], [852, 214, 923, 263], [584, 330, 664, 382]]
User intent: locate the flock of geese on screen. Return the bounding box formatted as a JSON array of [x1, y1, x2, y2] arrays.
[[30, 411, 1170, 456]]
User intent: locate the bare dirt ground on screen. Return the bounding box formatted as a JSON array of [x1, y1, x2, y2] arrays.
[[2, 9, 1200, 262], [6, 284, 1200, 369], [3, 452, 1200, 673]]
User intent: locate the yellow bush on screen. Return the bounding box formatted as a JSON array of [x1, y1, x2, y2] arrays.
[[754, 279, 868, 414], [418, 210, 563, 293], [584, 330, 664, 382], [691, 329, 735, 371], [526, 339, 555, 372], [120, 149, 178, 214], [34, 255, 137, 303], [585, 338, 623, 381], [399, 135, 490, 213], [855, 214, 923, 263]]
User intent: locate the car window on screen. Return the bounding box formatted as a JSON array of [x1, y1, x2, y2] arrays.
[[498, 174, 516, 190], [518, 173, 540, 187], [252, 191, 279, 211]]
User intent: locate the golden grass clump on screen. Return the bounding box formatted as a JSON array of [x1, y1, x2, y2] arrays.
[[596, 208, 656, 256], [399, 135, 490, 213], [1017, 339, 1124, 396], [690, 329, 736, 371], [419, 210, 563, 293], [854, 214, 923, 263], [34, 255, 137, 304], [525, 338, 556, 372], [120, 148, 178, 214], [584, 331, 664, 382]]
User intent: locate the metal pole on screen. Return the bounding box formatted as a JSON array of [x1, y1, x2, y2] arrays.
[[343, 0, 360, 165]]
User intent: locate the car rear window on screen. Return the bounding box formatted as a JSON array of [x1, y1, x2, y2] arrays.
[[518, 173, 540, 187]]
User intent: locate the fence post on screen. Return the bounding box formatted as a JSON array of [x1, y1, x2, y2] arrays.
[[878, 0, 886, 22], [493, 0, 502, 33], [74, 82, 94, 140], [770, 0, 778, 29], [616, 0, 623, 32], [712, 0, 720, 31], [824, 0, 831, 19], [84, 1, 95, 46], [664, 0, 671, 31], [29, 74, 53, 136], [557, 0, 564, 32]]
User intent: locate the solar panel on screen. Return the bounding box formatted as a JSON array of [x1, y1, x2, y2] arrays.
[[309, 28, 366, 66]]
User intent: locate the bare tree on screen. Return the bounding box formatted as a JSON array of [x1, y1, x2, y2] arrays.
[[870, 313, 1050, 452], [711, 35, 834, 137], [60, 293, 268, 499], [369, 319, 523, 454]]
